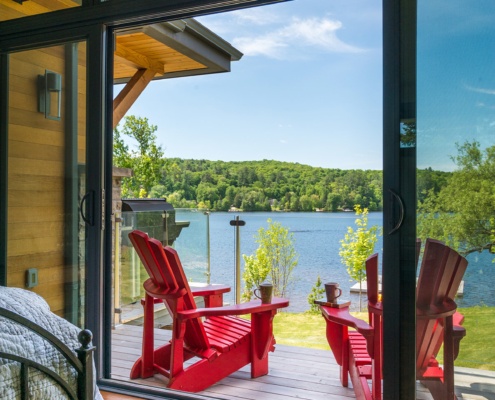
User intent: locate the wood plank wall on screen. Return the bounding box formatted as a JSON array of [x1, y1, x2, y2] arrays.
[[0, 0, 79, 22], [7, 44, 87, 318]]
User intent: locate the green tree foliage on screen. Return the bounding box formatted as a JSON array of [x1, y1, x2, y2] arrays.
[[154, 158, 384, 212], [113, 117, 386, 209], [339, 205, 379, 310], [241, 253, 270, 302], [242, 219, 298, 300], [307, 275, 325, 314], [113, 116, 164, 198], [418, 141, 495, 258], [417, 167, 450, 204]]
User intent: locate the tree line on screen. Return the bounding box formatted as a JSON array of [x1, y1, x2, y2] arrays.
[[113, 116, 450, 213]]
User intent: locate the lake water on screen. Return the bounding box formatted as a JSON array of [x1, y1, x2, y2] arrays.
[[177, 211, 495, 312], [206, 212, 380, 312]]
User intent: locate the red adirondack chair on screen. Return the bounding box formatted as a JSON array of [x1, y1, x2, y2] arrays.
[[128, 229, 289, 392], [320, 238, 468, 400]]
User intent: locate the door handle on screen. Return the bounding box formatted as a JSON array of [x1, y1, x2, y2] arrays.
[[80, 191, 94, 226], [388, 189, 404, 235]]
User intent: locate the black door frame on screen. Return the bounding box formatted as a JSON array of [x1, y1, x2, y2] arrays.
[[1, 0, 419, 398], [382, 0, 417, 399], [0, 24, 108, 376]]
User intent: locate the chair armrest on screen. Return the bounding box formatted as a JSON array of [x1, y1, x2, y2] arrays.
[[190, 283, 231, 307], [320, 305, 377, 362], [176, 297, 289, 321], [190, 283, 231, 297], [417, 300, 458, 320], [453, 310, 464, 327], [320, 305, 374, 338]]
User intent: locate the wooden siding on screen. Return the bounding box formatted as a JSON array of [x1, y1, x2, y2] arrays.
[[7, 43, 86, 317], [0, 0, 79, 22]]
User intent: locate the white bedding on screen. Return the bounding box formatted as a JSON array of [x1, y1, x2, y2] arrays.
[[0, 287, 103, 400]]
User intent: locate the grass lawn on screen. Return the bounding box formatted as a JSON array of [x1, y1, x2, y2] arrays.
[[273, 306, 495, 371]]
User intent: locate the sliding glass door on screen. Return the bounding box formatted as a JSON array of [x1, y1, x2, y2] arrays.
[[417, 0, 495, 374], [6, 42, 88, 326], [384, 1, 495, 398]]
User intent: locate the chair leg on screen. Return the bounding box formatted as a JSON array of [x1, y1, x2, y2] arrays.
[[443, 316, 455, 399], [130, 293, 155, 379], [251, 310, 276, 377], [421, 316, 458, 400]]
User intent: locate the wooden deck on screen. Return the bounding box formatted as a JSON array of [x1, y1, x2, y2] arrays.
[[110, 324, 495, 400]]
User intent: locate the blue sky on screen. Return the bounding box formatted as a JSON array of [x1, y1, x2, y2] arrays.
[[122, 0, 383, 170], [417, 1, 495, 171]]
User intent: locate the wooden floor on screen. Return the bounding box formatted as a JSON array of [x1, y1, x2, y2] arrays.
[[109, 324, 495, 400]]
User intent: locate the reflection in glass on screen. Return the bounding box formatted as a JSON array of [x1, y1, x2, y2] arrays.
[[400, 120, 416, 148], [417, 1, 495, 373]]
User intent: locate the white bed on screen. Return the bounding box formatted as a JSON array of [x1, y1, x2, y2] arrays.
[[0, 286, 103, 400]]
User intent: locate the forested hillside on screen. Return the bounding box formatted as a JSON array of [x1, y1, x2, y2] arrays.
[[152, 159, 383, 211], [114, 116, 450, 212]]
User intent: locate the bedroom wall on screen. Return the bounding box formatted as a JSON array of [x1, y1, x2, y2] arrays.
[[7, 44, 87, 319]]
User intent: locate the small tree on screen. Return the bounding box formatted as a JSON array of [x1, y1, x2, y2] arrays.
[[241, 252, 270, 302], [113, 116, 164, 198], [307, 275, 325, 314], [339, 205, 379, 311], [242, 219, 298, 300]]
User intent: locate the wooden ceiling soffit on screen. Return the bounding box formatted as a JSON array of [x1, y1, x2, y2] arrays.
[[114, 42, 165, 75], [113, 68, 156, 128]]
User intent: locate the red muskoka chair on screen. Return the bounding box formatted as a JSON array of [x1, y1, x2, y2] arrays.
[[128, 230, 289, 392], [320, 238, 468, 400]]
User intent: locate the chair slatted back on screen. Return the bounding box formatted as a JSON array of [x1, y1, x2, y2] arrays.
[[416, 238, 422, 269], [365, 253, 379, 305], [128, 230, 178, 292], [415, 238, 468, 375], [129, 230, 210, 352], [156, 242, 211, 352], [416, 239, 467, 309]]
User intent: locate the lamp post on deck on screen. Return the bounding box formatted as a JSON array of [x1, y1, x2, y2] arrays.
[[230, 216, 245, 304]]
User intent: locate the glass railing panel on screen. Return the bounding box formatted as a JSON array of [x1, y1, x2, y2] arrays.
[[117, 208, 209, 325]]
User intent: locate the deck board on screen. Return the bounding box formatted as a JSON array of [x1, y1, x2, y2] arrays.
[[109, 324, 495, 399]]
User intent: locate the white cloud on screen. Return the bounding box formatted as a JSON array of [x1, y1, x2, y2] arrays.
[[465, 84, 495, 95], [282, 18, 362, 52], [230, 8, 281, 26], [233, 36, 288, 58], [233, 17, 364, 59]]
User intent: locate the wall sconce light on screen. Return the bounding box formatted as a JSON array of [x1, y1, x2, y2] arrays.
[[38, 70, 62, 121]]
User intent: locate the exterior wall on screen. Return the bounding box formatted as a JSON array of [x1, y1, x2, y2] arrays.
[[7, 44, 87, 318]]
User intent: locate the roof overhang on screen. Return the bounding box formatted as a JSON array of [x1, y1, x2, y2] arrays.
[[114, 18, 243, 84]]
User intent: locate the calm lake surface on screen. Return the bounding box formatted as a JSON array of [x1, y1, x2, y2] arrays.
[[176, 211, 494, 312]]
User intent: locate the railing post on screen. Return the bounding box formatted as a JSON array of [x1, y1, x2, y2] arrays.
[[230, 216, 245, 304], [113, 212, 121, 328], [204, 211, 211, 284]]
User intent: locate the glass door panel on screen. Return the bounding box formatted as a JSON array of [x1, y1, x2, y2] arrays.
[[417, 1, 495, 374], [7, 42, 87, 327]]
